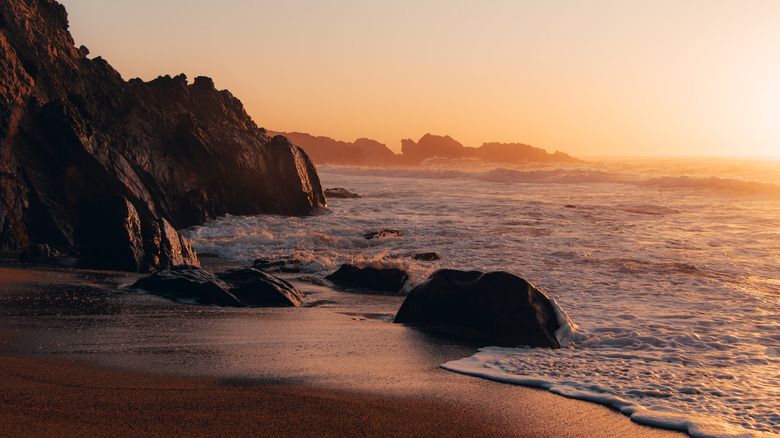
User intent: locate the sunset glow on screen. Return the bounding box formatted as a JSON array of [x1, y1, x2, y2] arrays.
[[58, 0, 780, 157]]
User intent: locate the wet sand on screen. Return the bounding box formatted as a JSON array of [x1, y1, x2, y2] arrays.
[[0, 263, 685, 437]]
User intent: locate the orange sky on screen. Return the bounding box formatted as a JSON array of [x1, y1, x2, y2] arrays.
[[58, 0, 780, 157]]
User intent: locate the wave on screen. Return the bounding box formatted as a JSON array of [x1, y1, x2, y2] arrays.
[[319, 163, 780, 198]]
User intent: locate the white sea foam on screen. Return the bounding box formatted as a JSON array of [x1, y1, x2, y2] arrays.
[[186, 158, 780, 437]]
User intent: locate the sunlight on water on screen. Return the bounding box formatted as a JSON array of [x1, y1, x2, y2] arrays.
[[186, 157, 780, 437]]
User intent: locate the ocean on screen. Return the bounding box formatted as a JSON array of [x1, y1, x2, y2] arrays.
[[186, 157, 780, 438]]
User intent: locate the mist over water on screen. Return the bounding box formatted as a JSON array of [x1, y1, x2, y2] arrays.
[[186, 157, 780, 437]]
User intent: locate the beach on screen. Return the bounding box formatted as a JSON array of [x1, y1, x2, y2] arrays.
[[0, 261, 684, 437]]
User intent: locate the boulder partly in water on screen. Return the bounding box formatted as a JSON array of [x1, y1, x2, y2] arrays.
[[326, 264, 408, 294], [394, 269, 561, 348]]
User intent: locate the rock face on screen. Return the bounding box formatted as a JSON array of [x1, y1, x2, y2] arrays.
[[130, 265, 303, 307], [394, 270, 561, 348], [326, 264, 408, 294], [0, 0, 326, 260]]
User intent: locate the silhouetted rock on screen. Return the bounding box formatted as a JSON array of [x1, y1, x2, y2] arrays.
[[324, 188, 361, 199], [269, 131, 399, 166], [131, 265, 303, 307], [326, 264, 408, 293], [401, 134, 468, 164], [216, 267, 303, 307], [412, 252, 440, 261], [363, 229, 401, 240], [394, 269, 561, 348], [0, 0, 325, 258], [130, 265, 243, 306], [400, 134, 580, 165]]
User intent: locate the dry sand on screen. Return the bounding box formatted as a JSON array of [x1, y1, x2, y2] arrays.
[[0, 263, 685, 437]]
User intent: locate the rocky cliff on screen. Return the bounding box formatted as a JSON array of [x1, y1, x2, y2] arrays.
[[267, 131, 400, 166], [0, 0, 325, 259]]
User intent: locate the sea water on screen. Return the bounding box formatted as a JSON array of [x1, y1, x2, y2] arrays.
[[185, 157, 780, 437]]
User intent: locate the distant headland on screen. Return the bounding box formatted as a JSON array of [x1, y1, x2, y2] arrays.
[[269, 132, 581, 166]]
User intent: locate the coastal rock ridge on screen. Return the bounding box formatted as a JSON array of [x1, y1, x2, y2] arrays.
[[0, 0, 326, 269]]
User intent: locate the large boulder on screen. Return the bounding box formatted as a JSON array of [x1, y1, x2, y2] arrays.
[[130, 265, 303, 307], [0, 0, 325, 253], [326, 264, 408, 294], [394, 270, 561, 348]]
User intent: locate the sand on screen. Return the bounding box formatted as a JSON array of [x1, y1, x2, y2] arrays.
[[0, 262, 685, 437]]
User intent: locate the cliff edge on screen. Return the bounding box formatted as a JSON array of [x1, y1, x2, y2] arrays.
[[0, 0, 326, 261]]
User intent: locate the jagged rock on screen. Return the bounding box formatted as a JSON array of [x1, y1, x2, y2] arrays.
[[0, 0, 325, 254], [141, 217, 199, 271], [324, 188, 361, 199], [130, 265, 303, 307], [326, 264, 408, 293], [363, 229, 401, 240], [394, 270, 561, 348], [130, 265, 243, 306], [216, 267, 302, 307]]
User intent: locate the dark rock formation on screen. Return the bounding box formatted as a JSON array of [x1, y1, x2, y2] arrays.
[[268, 131, 400, 166], [363, 229, 401, 240], [130, 265, 243, 307], [394, 270, 561, 348], [412, 252, 440, 261], [252, 256, 303, 273], [326, 264, 408, 293], [216, 267, 303, 307], [0, 0, 326, 261], [324, 188, 361, 199], [400, 134, 580, 165], [401, 134, 468, 164], [130, 265, 303, 307]]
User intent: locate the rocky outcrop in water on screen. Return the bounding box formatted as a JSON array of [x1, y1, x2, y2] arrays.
[[326, 264, 409, 294], [268, 131, 400, 166], [394, 270, 561, 348], [0, 0, 326, 266]]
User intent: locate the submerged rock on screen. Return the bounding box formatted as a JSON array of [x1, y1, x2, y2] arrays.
[[324, 188, 361, 198], [326, 264, 408, 294], [394, 269, 561, 348], [131, 265, 303, 307], [252, 256, 303, 273], [363, 229, 401, 240], [412, 252, 440, 261]]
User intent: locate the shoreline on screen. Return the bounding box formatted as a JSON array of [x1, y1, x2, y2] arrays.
[[0, 262, 685, 437]]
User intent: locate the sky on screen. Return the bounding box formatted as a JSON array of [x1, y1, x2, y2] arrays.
[[57, 0, 780, 157]]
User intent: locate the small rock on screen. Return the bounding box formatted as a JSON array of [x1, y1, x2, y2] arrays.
[[326, 264, 408, 293], [363, 229, 401, 240], [412, 252, 440, 261], [324, 187, 361, 198]]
